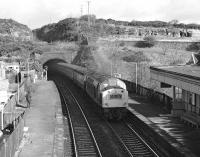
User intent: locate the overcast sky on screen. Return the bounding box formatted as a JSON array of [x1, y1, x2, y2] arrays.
[[0, 0, 200, 29]]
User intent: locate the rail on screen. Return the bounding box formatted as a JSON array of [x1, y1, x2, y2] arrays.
[[107, 120, 159, 157], [55, 78, 102, 157]]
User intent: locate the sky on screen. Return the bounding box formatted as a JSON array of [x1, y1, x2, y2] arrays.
[[0, 0, 200, 29]]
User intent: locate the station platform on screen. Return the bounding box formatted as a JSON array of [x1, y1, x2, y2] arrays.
[[16, 81, 66, 157], [128, 93, 200, 157]]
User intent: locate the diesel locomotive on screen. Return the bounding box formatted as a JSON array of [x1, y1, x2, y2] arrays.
[[52, 63, 128, 119]]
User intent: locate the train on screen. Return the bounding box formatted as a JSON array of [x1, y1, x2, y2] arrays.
[[51, 62, 129, 119]]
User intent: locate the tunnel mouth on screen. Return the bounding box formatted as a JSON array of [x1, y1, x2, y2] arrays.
[[43, 59, 67, 80], [43, 59, 67, 68]]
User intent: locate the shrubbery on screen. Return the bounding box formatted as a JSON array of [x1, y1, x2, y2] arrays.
[[186, 42, 200, 52], [135, 36, 156, 48], [122, 51, 150, 62], [119, 42, 125, 47]]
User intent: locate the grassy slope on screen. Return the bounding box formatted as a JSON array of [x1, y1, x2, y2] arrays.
[[90, 39, 193, 96]]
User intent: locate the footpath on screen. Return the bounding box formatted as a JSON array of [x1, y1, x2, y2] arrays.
[[128, 93, 200, 157], [16, 80, 66, 157]]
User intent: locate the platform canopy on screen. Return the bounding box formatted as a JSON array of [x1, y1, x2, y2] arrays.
[[150, 65, 200, 95]]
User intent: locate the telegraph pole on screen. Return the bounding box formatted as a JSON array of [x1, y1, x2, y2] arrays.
[[81, 5, 83, 16], [135, 62, 138, 94], [87, 1, 90, 27]]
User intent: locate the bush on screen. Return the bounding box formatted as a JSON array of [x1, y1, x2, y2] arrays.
[[169, 58, 184, 65], [122, 51, 150, 62], [135, 36, 156, 48], [186, 42, 200, 52], [119, 42, 125, 47]]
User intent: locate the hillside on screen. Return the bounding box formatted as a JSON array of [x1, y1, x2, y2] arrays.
[[0, 19, 32, 40], [33, 15, 200, 43], [0, 19, 35, 61], [33, 18, 78, 43], [0, 19, 51, 66]]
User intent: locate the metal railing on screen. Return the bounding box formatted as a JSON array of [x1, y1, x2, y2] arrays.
[[0, 77, 31, 157], [173, 100, 200, 117], [0, 79, 26, 130], [0, 111, 25, 157], [185, 102, 200, 115]]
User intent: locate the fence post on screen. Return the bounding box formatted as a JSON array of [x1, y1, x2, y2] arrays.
[[1, 108, 3, 130], [4, 139, 6, 157], [135, 63, 138, 94]]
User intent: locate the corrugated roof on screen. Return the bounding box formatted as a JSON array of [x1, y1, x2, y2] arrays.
[[150, 65, 200, 80]]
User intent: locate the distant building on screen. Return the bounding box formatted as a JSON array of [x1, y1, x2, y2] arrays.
[[150, 64, 200, 127], [0, 78, 9, 104], [189, 29, 200, 38], [0, 61, 6, 79], [5, 62, 19, 73], [0, 90, 8, 104]]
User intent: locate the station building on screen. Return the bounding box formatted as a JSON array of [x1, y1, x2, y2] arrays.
[[0, 61, 6, 79], [5, 62, 20, 73], [150, 63, 200, 126]]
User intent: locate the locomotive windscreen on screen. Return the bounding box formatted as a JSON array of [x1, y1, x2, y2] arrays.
[[100, 78, 126, 91]]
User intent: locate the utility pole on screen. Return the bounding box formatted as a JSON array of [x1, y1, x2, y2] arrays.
[[81, 5, 83, 16], [135, 62, 138, 94], [87, 1, 90, 27]]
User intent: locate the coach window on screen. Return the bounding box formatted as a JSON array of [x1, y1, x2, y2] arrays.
[[175, 87, 182, 102], [189, 93, 196, 113]]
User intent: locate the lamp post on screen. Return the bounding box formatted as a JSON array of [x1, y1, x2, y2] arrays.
[[17, 61, 21, 105], [17, 71, 20, 105], [133, 62, 138, 94], [27, 58, 31, 77], [44, 66, 48, 80]]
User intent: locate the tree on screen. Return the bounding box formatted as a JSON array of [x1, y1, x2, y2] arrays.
[[135, 36, 157, 48], [168, 19, 179, 28], [168, 19, 179, 25], [186, 42, 200, 52]]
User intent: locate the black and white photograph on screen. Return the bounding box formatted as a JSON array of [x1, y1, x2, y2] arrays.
[[0, 0, 200, 156]]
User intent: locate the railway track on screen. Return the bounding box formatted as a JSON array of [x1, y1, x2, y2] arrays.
[[108, 120, 159, 157], [52, 75, 161, 157], [53, 76, 133, 157], [55, 78, 102, 157]]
